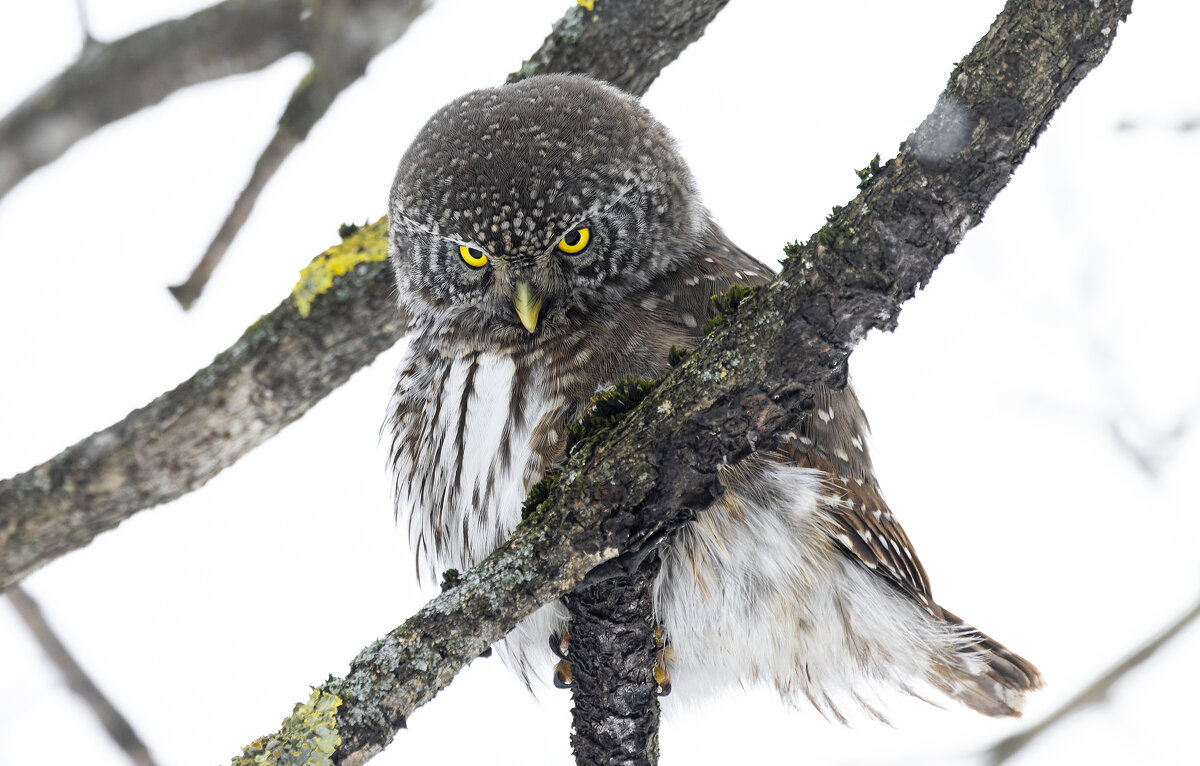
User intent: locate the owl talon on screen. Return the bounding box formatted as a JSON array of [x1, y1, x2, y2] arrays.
[[553, 659, 573, 689], [549, 630, 571, 660], [654, 626, 673, 696]]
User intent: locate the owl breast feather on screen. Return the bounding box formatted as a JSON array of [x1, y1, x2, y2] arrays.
[[388, 344, 566, 577]]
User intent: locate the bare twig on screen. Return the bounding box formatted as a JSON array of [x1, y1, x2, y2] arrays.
[[168, 0, 427, 309], [227, 2, 1134, 762], [987, 593, 1200, 766], [0, 0, 740, 592], [1108, 416, 1192, 478], [74, 0, 96, 48], [6, 585, 160, 766]]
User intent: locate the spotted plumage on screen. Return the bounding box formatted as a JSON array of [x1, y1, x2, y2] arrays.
[[385, 74, 1041, 719]]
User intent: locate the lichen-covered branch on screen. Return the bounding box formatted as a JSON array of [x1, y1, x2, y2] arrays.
[[0, 222, 399, 591], [168, 0, 427, 309], [0, 0, 732, 591], [233, 2, 1133, 763]]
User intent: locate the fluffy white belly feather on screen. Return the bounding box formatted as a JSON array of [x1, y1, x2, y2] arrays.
[[391, 349, 561, 577]]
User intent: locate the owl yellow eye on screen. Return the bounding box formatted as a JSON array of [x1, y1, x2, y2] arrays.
[[556, 226, 590, 255], [459, 245, 489, 268]]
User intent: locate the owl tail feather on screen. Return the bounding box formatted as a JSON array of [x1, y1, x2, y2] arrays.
[[932, 608, 1044, 718]]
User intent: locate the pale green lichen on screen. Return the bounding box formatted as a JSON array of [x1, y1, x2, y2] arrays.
[[232, 689, 342, 766], [291, 218, 389, 318]]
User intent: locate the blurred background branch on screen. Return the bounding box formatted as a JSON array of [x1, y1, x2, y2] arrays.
[[6, 585, 160, 766], [1, 0, 318, 202], [986, 593, 1200, 766]]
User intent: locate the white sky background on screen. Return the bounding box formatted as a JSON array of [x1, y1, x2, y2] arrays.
[[1, 1, 1198, 764]]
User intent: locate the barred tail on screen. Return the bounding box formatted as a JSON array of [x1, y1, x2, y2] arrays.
[[932, 608, 1043, 717]]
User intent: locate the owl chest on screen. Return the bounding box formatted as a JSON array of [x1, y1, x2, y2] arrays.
[[389, 348, 567, 574]]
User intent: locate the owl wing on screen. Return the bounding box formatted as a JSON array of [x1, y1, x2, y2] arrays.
[[775, 371, 949, 621], [654, 220, 772, 334], [665, 222, 939, 614]]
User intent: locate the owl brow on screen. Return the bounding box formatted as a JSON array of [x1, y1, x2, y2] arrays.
[[393, 212, 476, 248], [543, 183, 639, 248]]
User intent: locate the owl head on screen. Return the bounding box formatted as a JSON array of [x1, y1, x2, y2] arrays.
[[387, 74, 705, 346]]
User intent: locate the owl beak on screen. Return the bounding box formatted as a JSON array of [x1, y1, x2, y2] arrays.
[[513, 282, 544, 333]]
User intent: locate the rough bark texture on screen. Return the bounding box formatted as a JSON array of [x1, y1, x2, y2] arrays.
[[568, 560, 663, 766], [0, 222, 402, 590], [0, 0, 731, 591], [230, 3, 1133, 765], [509, 0, 731, 97]]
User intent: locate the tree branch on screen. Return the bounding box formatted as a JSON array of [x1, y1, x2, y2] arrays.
[[168, 0, 427, 309], [0, 222, 402, 591], [0, 0, 320, 203], [0, 0, 736, 593], [230, 2, 1133, 763], [986, 592, 1200, 766], [6, 585, 161, 766], [508, 0, 731, 95], [568, 557, 663, 766]]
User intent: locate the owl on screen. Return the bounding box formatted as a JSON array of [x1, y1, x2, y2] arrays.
[[385, 74, 1041, 719]]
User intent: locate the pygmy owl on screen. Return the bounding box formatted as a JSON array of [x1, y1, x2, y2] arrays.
[[385, 74, 1041, 719]]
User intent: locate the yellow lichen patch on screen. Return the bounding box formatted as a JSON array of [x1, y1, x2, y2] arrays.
[[292, 218, 389, 318], [232, 689, 342, 766], [577, 0, 595, 10]]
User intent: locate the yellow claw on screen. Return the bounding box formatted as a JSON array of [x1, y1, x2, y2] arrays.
[[513, 282, 543, 333]]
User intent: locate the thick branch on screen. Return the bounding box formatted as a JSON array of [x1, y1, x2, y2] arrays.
[[0, 0, 734, 592], [508, 0, 731, 96], [232, 2, 1132, 763], [0, 222, 403, 590], [568, 560, 663, 766]]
